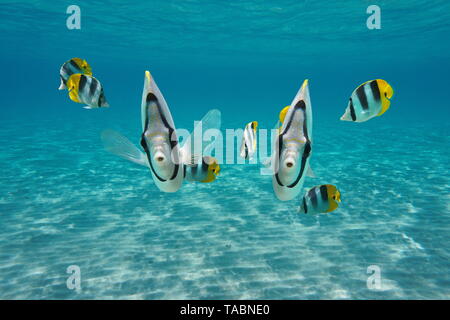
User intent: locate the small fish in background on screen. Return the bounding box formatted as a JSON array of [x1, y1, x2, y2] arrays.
[[299, 184, 341, 215], [184, 156, 221, 183], [239, 121, 258, 160], [340, 79, 394, 122], [66, 74, 109, 109], [58, 58, 92, 90]]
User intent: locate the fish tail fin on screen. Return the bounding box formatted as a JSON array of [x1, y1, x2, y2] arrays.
[[340, 110, 352, 121], [298, 194, 308, 214], [101, 129, 148, 167]]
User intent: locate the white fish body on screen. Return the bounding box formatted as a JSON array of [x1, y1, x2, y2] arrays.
[[139, 71, 184, 192], [272, 79, 313, 201]]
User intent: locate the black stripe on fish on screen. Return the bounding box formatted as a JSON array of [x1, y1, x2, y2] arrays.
[[98, 89, 104, 107], [356, 84, 369, 110], [349, 98, 357, 121], [309, 187, 318, 208], [274, 101, 301, 186], [201, 158, 209, 172], [303, 197, 308, 214], [89, 77, 98, 98], [78, 74, 87, 93], [62, 63, 73, 78], [274, 135, 284, 186], [142, 93, 180, 182], [370, 80, 381, 102], [244, 144, 249, 159], [287, 141, 311, 188], [287, 100, 311, 189], [319, 185, 328, 203], [69, 59, 80, 71], [141, 132, 170, 183]]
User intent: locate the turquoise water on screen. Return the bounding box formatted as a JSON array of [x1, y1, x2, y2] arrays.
[[0, 1, 449, 299]]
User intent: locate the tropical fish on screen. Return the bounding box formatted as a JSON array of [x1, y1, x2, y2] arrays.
[[239, 121, 258, 160], [184, 155, 220, 183], [138, 70, 184, 192], [59, 58, 92, 90], [101, 71, 221, 192], [299, 184, 341, 214], [270, 79, 315, 201], [66, 74, 109, 109], [340, 79, 394, 122]]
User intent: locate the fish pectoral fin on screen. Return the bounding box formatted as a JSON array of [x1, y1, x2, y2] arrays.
[[306, 165, 316, 178], [101, 129, 149, 167]]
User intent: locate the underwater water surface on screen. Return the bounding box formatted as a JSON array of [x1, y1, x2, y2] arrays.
[[0, 1, 449, 299]]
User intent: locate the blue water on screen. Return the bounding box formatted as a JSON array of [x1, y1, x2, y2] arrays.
[[0, 1, 449, 299]]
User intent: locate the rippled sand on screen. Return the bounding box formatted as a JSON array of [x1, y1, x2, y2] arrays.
[[0, 117, 449, 299]]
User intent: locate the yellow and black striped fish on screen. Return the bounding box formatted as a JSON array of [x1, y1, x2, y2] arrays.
[[299, 184, 341, 215], [66, 74, 109, 109], [184, 156, 220, 183], [59, 58, 92, 90], [340, 79, 394, 122]]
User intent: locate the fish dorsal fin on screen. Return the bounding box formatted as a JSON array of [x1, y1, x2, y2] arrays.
[[180, 109, 221, 165]]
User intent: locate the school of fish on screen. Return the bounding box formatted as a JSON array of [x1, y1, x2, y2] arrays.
[[58, 58, 394, 215]]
